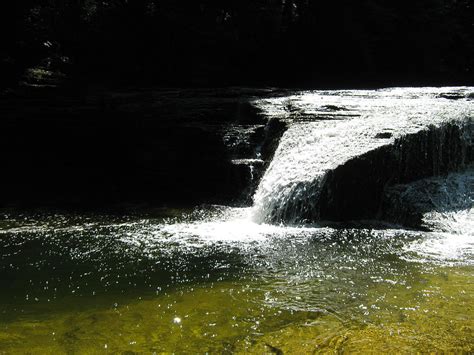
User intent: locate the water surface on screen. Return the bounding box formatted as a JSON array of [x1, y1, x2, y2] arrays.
[[0, 207, 472, 353], [1, 87, 472, 353]]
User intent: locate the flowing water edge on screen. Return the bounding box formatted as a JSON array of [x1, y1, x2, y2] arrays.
[[0, 87, 473, 353]]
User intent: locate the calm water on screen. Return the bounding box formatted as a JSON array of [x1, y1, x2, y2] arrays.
[[0, 207, 472, 353]]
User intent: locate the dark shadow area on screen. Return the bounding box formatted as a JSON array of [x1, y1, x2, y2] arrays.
[[319, 122, 473, 221], [0, 87, 286, 209], [2, 1, 472, 211], [2, 0, 473, 89], [382, 166, 474, 229]]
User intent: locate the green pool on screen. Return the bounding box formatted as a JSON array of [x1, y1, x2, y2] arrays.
[[0, 207, 472, 353]]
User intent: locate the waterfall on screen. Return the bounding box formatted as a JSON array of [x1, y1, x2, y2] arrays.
[[250, 87, 473, 225]]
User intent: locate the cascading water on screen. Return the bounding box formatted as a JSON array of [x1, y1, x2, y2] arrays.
[[251, 87, 473, 225], [1, 87, 473, 353]]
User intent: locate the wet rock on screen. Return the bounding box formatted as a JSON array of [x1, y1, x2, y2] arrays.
[[374, 132, 392, 139], [230, 159, 266, 204], [382, 168, 473, 230], [0, 87, 282, 209], [226, 116, 287, 204], [318, 123, 473, 221], [259, 118, 287, 164], [321, 105, 348, 111], [251, 88, 473, 224], [437, 93, 465, 100]]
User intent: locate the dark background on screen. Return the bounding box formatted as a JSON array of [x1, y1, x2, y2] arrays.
[[2, 0, 473, 89]]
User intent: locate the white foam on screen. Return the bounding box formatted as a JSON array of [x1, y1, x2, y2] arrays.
[[251, 87, 473, 223]]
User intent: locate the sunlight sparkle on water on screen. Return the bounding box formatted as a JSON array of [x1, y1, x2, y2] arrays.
[[0, 87, 472, 353]]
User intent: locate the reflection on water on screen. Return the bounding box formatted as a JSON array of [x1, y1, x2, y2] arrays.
[[0, 207, 472, 353]]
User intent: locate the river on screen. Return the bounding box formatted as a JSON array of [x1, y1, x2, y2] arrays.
[[0, 87, 472, 353]]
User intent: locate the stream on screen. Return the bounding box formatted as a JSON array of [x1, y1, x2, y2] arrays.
[[0, 87, 472, 353]]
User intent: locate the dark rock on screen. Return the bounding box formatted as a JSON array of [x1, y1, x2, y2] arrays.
[[226, 116, 287, 204], [229, 159, 266, 204], [265, 121, 473, 224], [316, 122, 473, 221], [437, 93, 465, 100], [321, 105, 348, 111], [382, 168, 473, 230], [374, 132, 393, 139], [0, 87, 282, 209], [259, 118, 287, 165]]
